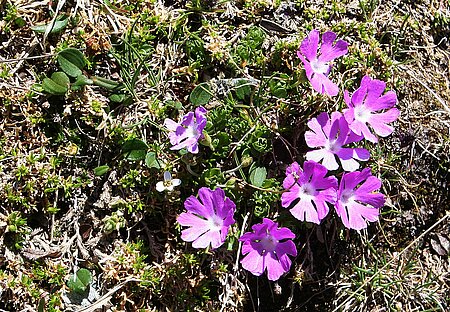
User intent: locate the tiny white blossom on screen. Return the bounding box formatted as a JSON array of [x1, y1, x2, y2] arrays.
[[156, 171, 181, 192]]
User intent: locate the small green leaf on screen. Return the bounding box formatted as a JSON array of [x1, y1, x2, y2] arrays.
[[67, 268, 92, 294], [92, 76, 120, 90], [42, 77, 68, 95], [50, 72, 70, 87], [57, 48, 87, 77], [189, 83, 211, 106], [109, 93, 128, 103], [145, 152, 161, 169], [94, 165, 110, 176], [76, 268, 92, 285], [249, 166, 267, 187], [31, 17, 68, 34], [122, 139, 148, 161]]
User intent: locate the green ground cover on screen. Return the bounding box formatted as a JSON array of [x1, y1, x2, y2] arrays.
[[0, 0, 449, 311]]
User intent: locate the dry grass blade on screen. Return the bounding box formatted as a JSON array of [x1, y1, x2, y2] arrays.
[[332, 213, 450, 312]]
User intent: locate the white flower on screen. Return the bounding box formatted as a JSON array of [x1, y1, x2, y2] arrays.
[[156, 171, 181, 192]]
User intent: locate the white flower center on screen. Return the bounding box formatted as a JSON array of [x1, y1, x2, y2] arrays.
[[310, 58, 329, 75], [260, 234, 278, 253], [209, 215, 223, 231], [300, 183, 316, 199], [325, 139, 340, 153], [184, 124, 199, 139], [340, 189, 354, 204], [354, 106, 371, 123]]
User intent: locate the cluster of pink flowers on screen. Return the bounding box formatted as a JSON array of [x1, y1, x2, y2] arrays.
[[283, 29, 399, 232], [170, 29, 399, 282]]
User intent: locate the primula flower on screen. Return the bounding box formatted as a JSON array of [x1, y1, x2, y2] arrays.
[[281, 161, 337, 224], [177, 187, 236, 249], [164, 106, 207, 154], [344, 75, 399, 143], [335, 168, 385, 230], [305, 111, 370, 172], [297, 29, 348, 96], [239, 218, 297, 281], [156, 171, 181, 192]]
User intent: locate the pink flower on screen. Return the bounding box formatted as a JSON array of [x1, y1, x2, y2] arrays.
[[164, 106, 207, 154], [297, 29, 348, 96], [335, 168, 385, 230], [281, 161, 337, 224], [305, 111, 370, 171], [344, 75, 399, 143], [177, 187, 236, 249], [239, 218, 297, 281]]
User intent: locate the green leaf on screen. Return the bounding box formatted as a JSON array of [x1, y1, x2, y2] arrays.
[[189, 83, 211, 106], [50, 72, 70, 87], [122, 139, 148, 161], [109, 93, 128, 103], [31, 17, 68, 34], [234, 79, 252, 100], [57, 48, 87, 77], [249, 166, 267, 187], [67, 268, 92, 294], [94, 165, 110, 176], [42, 77, 68, 95], [92, 76, 120, 90], [145, 152, 161, 169], [72, 75, 93, 90]]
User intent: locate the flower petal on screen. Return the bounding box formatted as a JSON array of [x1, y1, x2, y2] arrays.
[[300, 29, 320, 61], [177, 212, 208, 227], [281, 187, 300, 208], [290, 198, 320, 224], [241, 249, 264, 276], [197, 187, 215, 217], [265, 252, 285, 281], [156, 181, 165, 192], [184, 195, 210, 218], [319, 32, 348, 62], [164, 118, 179, 131], [193, 229, 222, 249], [271, 228, 295, 241], [276, 240, 297, 257]]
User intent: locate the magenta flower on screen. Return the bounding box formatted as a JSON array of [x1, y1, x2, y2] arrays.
[[335, 168, 385, 230], [281, 161, 337, 224], [344, 75, 399, 143], [177, 187, 236, 249], [305, 111, 370, 172], [164, 106, 207, 154], [297, 29, 348, 96], [239, 218, 297, 281]]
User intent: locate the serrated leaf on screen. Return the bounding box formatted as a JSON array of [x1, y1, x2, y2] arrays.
[[189, 83, 211, 106], [57, 48, 87, 77], [42, 77, 68, 95], [122, 139, 148, 161], [94, 165, 110, 176], [31, 18, 68, 34], [145, 152, 161, 169], [249, 166, 267, 187]]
